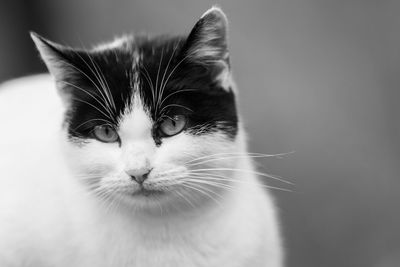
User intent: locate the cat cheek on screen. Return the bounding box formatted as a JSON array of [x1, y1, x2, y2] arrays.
[[65, 141, 121, 174], [154, 133, 199, 164], [150, 164, 188, 178]]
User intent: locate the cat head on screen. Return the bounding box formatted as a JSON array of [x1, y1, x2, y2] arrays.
[[32, 7, 243, 213]]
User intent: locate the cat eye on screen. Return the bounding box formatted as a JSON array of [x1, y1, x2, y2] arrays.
[[93, 125, 119, 143], [159, 115, 187, 137]]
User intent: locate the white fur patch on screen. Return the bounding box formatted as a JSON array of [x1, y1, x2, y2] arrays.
[[92, 35, 132, 51], [120, 93, 152, 140], [215, 62, 232, 89]]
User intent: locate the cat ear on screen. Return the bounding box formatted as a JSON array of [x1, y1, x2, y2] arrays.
[[30, 32, 86, 105], [184, 7, 230, 66], [30, 32, 74, 81]]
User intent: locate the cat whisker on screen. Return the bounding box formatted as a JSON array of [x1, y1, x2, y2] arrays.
[[69, 50, 116, 115], [60, 81, 114, 119], [58, 60, 101, 94], [173, 189, 196, 208], [186, 154, 294, 167], [156, 53, 192, 108], [105, 192, 121, 214], [158, 88, 198, 108], [185, 174, 293, 193], [155, 47, 164, 114], [156, 54, 194, 116], [159, 114, 175, 122], [186, 121, 216, 135], [153, 194, 164, 215], [72, 118, 114, 131], [71, 97, 114, 121], [59, 60, 115, 118], [98, 185, 127, 213], [140, 66, 156, 106], [159, 103, 193, 114], [183, 178, 234, 191], [74, 173, 105, 181], [92, 187, 117, 212], [81, 49, 116, 112], [181, 181, 223, 206], [188, 168, 294, 185], [184, 151, 294, 165], [157, 42, 180, 111], [89, 54, 116, 111]]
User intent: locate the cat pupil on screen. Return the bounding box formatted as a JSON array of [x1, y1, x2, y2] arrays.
[[171, 118, 177, 127]]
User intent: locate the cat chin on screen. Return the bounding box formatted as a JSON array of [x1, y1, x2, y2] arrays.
[[116, 189, 172, 209], [103, 186, 197, 215]]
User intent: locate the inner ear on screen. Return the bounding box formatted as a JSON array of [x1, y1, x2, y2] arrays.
[[182, 7, 229, 66], [180, 7, 232, 89]]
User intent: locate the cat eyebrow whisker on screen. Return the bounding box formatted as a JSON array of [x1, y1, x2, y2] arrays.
[[156, 42, 180, 111], [158, 88, 198, 108], [60, 81, 114, 119], [156, 53, 191, 104], [183, 120, 219, 135], [154, 47, 164, 115], [60, 60, 114, 118], [74, 42, 115, 111], [140, 66, 156, 108], [71, 97, 115, 121], [159, 114, 175, 122], [156, 53, 192, 114], [158, 103, 193, 115], [92, 57, 116, 112], [72, 118, 115, 131], [71, 49, 116, 115], [84, 51, 117, 112]]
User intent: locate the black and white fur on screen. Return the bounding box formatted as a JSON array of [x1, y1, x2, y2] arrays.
[[0, 7, 283, 267]]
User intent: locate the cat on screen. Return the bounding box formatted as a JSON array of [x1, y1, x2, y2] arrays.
[[0, 6, 283, 267]]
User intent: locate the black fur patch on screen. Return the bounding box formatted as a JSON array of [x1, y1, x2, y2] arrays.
[[33, 23, 238, 144]]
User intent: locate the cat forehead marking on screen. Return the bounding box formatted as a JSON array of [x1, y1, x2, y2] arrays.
[[119, 93, 152, 139]]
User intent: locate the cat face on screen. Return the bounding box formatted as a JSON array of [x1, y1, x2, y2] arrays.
[[32, 7, 241, 211]]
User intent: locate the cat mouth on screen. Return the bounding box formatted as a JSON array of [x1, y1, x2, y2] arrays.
[[132, 187, 165, 197]]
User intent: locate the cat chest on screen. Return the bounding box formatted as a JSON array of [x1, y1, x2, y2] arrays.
[[72, 223, 250, 267]]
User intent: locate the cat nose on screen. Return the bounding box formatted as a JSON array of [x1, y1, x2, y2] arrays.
[[126, 168, 151, 184]]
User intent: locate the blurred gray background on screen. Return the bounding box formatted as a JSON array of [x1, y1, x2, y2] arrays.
[[1, 0, 399, 266]]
